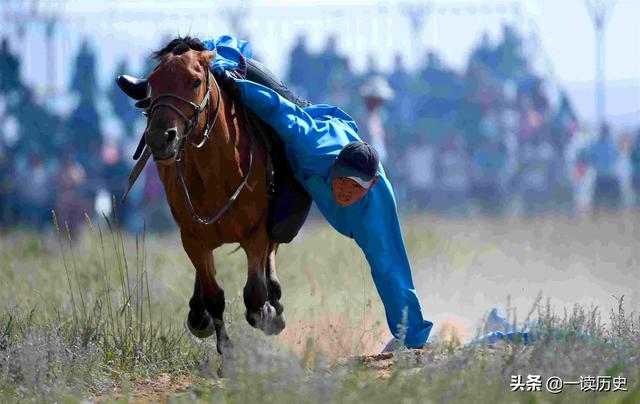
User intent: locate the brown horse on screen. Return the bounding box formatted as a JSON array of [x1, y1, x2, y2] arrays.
[[142, 43, 285, 355]]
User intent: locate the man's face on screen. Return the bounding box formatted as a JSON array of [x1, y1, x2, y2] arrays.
[[331, 175, 378, 207]]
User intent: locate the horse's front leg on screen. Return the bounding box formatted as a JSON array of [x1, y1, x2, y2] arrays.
[[242, 228, 286, 335], [186, 273, 215, 339], [182, 233, 232, 355], [265, 240, 286, 332]]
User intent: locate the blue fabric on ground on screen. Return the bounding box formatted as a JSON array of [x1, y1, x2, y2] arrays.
[[471, 331, 538, 345]]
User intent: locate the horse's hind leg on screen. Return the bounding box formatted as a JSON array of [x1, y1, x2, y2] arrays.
[[182, 234, 232, 355], [242, 229, 286, 335]]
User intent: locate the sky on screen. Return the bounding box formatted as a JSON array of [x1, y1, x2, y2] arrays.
[[2, 0, 639, 128]]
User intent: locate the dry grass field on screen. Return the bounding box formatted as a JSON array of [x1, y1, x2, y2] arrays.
[[0, 211, 638, 402]]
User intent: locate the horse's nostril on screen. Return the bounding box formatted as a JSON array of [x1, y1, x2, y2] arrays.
[[165, 128, 178, 142]]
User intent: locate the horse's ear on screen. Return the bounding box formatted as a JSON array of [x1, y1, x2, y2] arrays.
[[200, 50, 217, 69]]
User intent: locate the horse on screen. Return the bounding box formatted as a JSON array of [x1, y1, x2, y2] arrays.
[[137, 40, 285, 355]]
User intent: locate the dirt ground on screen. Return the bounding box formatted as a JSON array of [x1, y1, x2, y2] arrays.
[[95, 349, 439, 402]]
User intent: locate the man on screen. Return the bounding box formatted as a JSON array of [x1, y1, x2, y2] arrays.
[[120, 35, 432, 350], [631, 130, 640, 207], [586, 123, 621, 213]]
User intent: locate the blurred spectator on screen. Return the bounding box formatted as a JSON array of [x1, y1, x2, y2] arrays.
[[470, 136, 508, 216], [360, 75, 394, 164], [66, 99, 102, 180], [15, 155, 53, 229], [630, 130, 640, 207], [142, 163, 175, 233], [101, 144, 131, 225], [401, 135, 435, 210], [55, 156, 90, 239], [518, 132, 556, 216], [0, 25, 622, 231], [586, 123, 622, 213], [432, 131, 470, 216], [0, 135, 12, 228]]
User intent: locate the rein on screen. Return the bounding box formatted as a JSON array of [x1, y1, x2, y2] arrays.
[[141, 69, 255, 225]]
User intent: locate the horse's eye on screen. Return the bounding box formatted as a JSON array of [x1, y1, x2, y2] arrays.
[[192, 79, 202, 89]]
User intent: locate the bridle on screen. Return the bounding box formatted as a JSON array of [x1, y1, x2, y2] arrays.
[[143, 68, 255, 226]]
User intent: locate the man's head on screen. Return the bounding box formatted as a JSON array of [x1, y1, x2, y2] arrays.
[[331, 141, 379, 207]]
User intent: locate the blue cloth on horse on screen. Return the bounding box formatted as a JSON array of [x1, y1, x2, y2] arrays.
[[202, 35, 252, 72], [230, 77, 432, 348]]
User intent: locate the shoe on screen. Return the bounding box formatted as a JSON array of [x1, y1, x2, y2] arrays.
[[116, 75, 149, 100]]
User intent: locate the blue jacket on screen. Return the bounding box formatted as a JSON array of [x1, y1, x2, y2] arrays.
[[205, 35, 432, 348]]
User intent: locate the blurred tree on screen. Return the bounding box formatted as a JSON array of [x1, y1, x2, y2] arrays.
[[415, 51, 465, 144], [109, 59, 139, 139], [70, 39, 99, 100], [468, 32, 496, 70], [10, 89, 61, 157], [67, 38, 103, 189], [494, 25, 527, 80], [286, 34, 311, 97], [313, 35, 352, 103], [387, 54, 414, 151], [0, 37, 25, 96]]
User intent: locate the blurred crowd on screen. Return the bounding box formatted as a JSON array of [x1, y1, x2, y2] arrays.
[[0, 38, 174, 236], [285, 27, 640, 218], [1, 26, 640, 236]]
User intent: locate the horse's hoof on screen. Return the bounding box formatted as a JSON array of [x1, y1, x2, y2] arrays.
[[186, 312, 215, 339], [246, 303, 286, 336], [264, 312, 286, 336]]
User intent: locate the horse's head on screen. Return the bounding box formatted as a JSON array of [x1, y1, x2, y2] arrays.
[[145, 47, 216, 164]]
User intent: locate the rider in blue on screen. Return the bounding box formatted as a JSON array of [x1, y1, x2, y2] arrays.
[[213, 36, 432, 349], [120, 35, 433, 350], [231, 78, 432, 349]]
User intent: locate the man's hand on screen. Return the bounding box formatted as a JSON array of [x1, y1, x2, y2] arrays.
[[213, 55, 247, 99]]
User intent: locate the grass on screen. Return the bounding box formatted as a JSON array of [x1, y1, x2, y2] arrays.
[[0, 211, 638, 403]]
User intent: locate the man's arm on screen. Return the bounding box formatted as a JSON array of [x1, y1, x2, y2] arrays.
[[351, 175, 433, 348]]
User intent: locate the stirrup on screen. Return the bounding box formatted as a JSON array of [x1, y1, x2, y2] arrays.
[[116, 75, 148, 100]]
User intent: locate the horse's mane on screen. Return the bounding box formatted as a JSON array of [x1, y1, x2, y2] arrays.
[[151, 36, 205, 60]]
